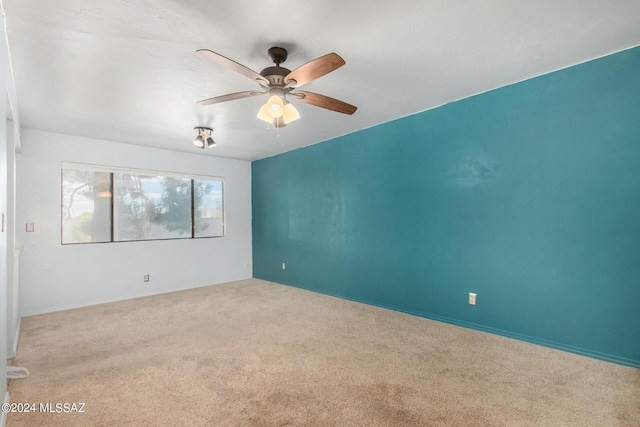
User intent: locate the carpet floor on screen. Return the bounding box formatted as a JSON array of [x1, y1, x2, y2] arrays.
[[7, 278, 640, 426]]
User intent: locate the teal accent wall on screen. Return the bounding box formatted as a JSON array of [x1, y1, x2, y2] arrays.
[[252, 46, 640, 368]]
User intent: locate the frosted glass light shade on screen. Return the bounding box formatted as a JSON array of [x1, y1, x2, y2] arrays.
[[266, 95, 284, 118], [257, 104, 272, 123], [282, 103, 300, 124]]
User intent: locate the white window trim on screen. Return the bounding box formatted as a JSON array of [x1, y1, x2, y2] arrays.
[[61, 161, 224, 183]]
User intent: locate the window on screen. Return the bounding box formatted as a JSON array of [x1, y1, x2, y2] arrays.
[[61, 163, 224, 244], [62, 169, 112, 243], [194, 179, 224, 238]]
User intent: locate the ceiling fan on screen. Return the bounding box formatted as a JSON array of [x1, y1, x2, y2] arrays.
[[196, 46, 357, 127]]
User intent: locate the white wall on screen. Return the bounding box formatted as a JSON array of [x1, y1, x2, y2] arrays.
[[6, 117, 18, 359], [1, 0, 21, 418], [0, 81, 6, 422], [16, 129, 253, 316]]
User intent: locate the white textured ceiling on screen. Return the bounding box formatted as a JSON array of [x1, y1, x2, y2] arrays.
[[5, 0, 640, 161]]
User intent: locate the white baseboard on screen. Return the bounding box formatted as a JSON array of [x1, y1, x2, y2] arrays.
[[21, 276, 252, 317], [7, 317, 21, 360], [1, 391, 9, 427]]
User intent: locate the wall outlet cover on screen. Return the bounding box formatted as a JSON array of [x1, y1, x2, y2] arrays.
[[469, 293, 477, 305]]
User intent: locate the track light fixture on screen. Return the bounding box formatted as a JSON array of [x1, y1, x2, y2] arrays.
[[193, 127, 216, 149]]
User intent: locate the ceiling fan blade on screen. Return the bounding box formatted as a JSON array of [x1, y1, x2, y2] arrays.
[[293, 91, 357, 115], [285, 53, 345, 88], [197, 49, 269, 86], [197, 91, 265, 106]]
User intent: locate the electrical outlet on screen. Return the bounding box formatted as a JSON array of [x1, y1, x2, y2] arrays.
[[469, 293, 477, 305], [282, 262, 286, 270], [26, 222, 35, 232], [144, 275, 150, 282]]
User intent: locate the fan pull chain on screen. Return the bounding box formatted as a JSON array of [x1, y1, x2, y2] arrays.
[[264, 122, 281, 140]]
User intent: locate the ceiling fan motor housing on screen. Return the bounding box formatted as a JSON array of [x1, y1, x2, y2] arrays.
[[260, 66, 292, 86], [261, 47, 294, 86]]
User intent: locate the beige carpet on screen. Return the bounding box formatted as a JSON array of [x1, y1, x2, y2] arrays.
[[7, 279, 640, 426]]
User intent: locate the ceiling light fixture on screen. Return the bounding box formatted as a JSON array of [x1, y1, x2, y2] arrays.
[[256, 91, 300, 128], [196, 46, 357, 130], [193, 127, 216, 149]]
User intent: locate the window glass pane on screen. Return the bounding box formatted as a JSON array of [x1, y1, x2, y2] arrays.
[[62, 164, 224, 243], [113, 174, 192, 241], [194, 180, 224, 237], [62, 169, 112, 244], [156, 177, 193, 237]]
